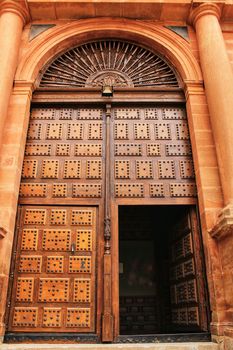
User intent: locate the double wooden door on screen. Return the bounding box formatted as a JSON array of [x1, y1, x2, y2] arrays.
[[7, 104, 208, 337]]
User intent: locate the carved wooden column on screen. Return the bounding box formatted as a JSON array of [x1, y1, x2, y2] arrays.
[[102, 104, 114, 342], [0, 1, 29, 150]]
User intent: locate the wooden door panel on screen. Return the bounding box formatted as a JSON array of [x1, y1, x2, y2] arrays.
[[8, 206, 96, 333], [8, 104, 209, 338], [19, 107, 104, 201], [112, 106, 197, 200], [169, 208, 207, 331]]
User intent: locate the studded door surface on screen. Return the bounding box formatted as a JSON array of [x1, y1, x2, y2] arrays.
[[8, 206, 96, 332], [168, 208, 208, 332], [9, 104, 202, 335], [112, 107, 207, 331], [19, 107, 104, 200], [8, 107, 103, 333], [113, 107, 196, 200]]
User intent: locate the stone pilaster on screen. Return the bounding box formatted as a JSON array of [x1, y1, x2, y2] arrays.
[[190, 3, 233, 238], [0, 1, 29, 150], [0, 1, 30, 341], [190, 4, 233, 344]]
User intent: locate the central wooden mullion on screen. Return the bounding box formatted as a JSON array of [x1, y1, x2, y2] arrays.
[[102, 104, 114, 342]]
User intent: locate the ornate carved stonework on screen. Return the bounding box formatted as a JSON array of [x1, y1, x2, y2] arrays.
[[39, 40, 179, 88], [86, 70, 133, 87], [209, 205, 233, 240]]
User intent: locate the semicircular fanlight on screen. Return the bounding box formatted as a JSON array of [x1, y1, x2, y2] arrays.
[[39, 40, 179, 88]]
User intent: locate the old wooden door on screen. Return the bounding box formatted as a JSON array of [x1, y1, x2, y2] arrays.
[[169, 207, 208, 332], [6, 39, 209, 341], [110, 105, 208, 336], [7, 103, 208, 339], [7, 107, 105, 336], [8, 205, 96, 332], [118, 205, 208, 335]]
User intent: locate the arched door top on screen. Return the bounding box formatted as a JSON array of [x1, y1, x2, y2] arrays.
[[39, 40, 179, 89], [15, 18, 203, 85]]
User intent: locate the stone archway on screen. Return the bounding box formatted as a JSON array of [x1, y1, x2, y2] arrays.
[[16, 18, 202, 83], [0, 18, 223, 342]]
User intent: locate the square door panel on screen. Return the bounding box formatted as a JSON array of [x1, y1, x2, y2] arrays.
[[52, 183, 67, 198], [46, 123, 62, 140], [136, 160, 153, 179], [76, 230, 92, 251], [46, 256, 64, 273], [22, 160, 38, 179], [69, 256, 91, 273], [64, 160, 81, 179], [115, 160, 130, 179], [42, 160, 59, 179], [66, 308, 90, 328], [67, 123, 83, 140], [24, 209, 46, 225], [71, 210, 93, 225], [12, 308, 38, 327], [50, 209, 67, 225], [42, 230, 71, 251], [74, 279, 91, 303], [27, 123, 42, 140], [16, 278, 34, 302], [88, 123, 102, 139], [134, 123, 150, 139], [38, 278, 69, 302], [21, 229, 38, 251], [18, 256, 42, 273], [155, 123, 171, 140], [43, 308, 62, 327], [86, 160, 102, 179], [114, 123, 129, 140]]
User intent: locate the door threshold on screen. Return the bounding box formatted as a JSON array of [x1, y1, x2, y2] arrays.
[[115, 333, 211, 343], [4, 333, 99, 344]]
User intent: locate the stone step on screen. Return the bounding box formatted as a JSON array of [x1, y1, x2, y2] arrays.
[[0, 343, 219, 350]]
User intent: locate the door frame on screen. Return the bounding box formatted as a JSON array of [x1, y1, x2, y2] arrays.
[[112, 202, 211, 341], [4, 91, 210, 343]]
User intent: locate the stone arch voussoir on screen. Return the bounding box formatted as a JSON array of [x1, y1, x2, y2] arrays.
[[16, 18, 202, 85]]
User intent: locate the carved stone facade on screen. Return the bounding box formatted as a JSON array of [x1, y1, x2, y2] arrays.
[[0, 1, 233, 349]]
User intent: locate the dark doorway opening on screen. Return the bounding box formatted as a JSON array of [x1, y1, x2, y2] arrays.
[[119, 205, 209, 336]]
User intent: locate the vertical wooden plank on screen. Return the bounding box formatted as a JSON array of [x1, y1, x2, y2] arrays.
[[102, 254, 114, 341], [102, 104, 114, 341], [112, 203, 119, 338], [190, 207, 209, 331]]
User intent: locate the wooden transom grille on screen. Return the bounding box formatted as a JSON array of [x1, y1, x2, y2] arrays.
[[39, 40, 179, 88]]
